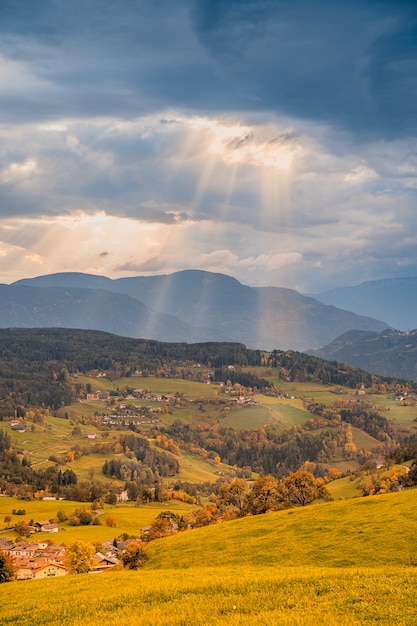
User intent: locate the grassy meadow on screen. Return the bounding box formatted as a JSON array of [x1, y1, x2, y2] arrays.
[[1, 489, 417, 624], [146, 489, 417, 569], [0, 496, 195, 544], [1, 565, 416, 625]]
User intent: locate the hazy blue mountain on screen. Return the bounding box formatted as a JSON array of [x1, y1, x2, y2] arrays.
[[315, 277, 417, 330], [0, 284, 222, 343], [12, 270, 390, 350], [310, 328, 417, 381]]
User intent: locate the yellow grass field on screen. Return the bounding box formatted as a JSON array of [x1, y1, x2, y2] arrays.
[[1, 489, 417, 625]]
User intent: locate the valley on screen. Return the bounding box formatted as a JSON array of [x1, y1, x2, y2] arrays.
[[1, 328, 417, 624]]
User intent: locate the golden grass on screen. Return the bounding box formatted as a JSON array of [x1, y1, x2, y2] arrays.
[[147, 489, 417, 570], [0, 565, 416, 625], [2, 490, 417, 624]]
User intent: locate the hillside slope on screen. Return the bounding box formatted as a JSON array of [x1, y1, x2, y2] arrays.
[[147, 489, 417, 569], [311, 328, 417, 380]]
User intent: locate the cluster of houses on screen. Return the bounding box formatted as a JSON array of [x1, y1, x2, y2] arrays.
[[0, 536, 134, 581], [396, 391, 417, 404], [0, 538, 68, 580], [84, 388, 177, 404]]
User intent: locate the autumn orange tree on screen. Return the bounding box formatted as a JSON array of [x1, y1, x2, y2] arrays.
[[147, 515, 175, 541], [121, 542, 149, 569], [0, 552, 15, 582], [216, 478, 249, 518], [278, 470, 329, 506], [245, 475, 281, 515], [193, 504, 220, 527], [64, 540, 96, 574]]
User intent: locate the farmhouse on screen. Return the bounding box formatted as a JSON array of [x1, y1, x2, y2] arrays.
[[10, 422, 26, 432], [94, 552, 119, 572], [34, 520, 59, 533], [86, 390, 110, 401], [14, 557, 67, 580], [0, 538, 14, 552], [41, 522, 59, 533]]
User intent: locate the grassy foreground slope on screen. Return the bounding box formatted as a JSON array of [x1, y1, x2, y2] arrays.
[[2, 490, 417, 625], [1, 566, 416, 626], [147, 489, 417, 569]]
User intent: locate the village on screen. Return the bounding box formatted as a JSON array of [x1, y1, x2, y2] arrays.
[[0, 530, 143, 580]]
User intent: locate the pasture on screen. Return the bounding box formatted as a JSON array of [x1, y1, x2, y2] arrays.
[[147, 489, 417, 570], [1, 566, 416, 625], [0, 496, 194, 543], [2, 489, 417, 625]]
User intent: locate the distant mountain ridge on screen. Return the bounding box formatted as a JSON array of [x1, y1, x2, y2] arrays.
[[315, 277, 417, 330], [0, 284, 221, 344], [10, 269, 390, 351], [310, 328, 417, 381]]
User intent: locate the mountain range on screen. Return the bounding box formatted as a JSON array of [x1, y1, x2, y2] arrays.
[[315, 277, 417, 330], [3, 269, 389, 352]]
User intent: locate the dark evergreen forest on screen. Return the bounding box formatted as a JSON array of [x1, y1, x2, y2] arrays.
[[0, 327, 410, 419]]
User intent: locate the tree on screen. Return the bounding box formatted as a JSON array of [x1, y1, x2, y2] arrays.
[[278, 470, 328, 507], [105, 516, 116, 528], [15, 520, 32, 538], [0, 552, 15, 582], [121, 542, 149, 569], [3, 515, 12, 529], [64, 540, 96, 574], [245, 475, 280, 515], [147, 516, 174, 541], [216, 479, 248, 517], [193, 504, 220, 527]]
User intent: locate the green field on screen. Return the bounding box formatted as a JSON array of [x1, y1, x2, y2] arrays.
[[8, 415, 99, 469], [2, 489, 417, 625], [221, 405, 275, 429], [326, 475, 363, 499], [0, 496, 194, 543], [108, 375, 219, 398], [172, 450, 229, 483]]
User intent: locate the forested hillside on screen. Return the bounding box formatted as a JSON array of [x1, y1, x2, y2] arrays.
[[311, 328, 417, 380], [0, 326, 412, 419], [1, 327, 417, 505], [0, 328, 260, 416]]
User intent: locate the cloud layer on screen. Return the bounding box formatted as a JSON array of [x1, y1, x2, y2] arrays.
[[0, 0, 416, 291]]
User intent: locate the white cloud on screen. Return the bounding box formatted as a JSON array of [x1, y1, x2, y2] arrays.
[[1, 158, 38, 183], [0, 109, 415, 291]]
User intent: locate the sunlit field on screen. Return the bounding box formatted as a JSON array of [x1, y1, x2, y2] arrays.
[[147, 490, 417, 570], [1, 565, 416, 625], [0, 497, 195, 543], [2, 490, 417, 625]]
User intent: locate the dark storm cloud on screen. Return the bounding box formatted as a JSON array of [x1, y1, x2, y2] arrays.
[[1, 0, 415, 138], [0, 0, 233, 122], [192, 0, 417, 139]]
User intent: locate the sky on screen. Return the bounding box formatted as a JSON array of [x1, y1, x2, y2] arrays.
[[0, 0, 416, 293]]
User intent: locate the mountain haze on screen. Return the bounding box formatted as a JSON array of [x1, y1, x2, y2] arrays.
[[12, 270, 390, 351], [0, 284, 221, 344], [315, 277, 417, 330]]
